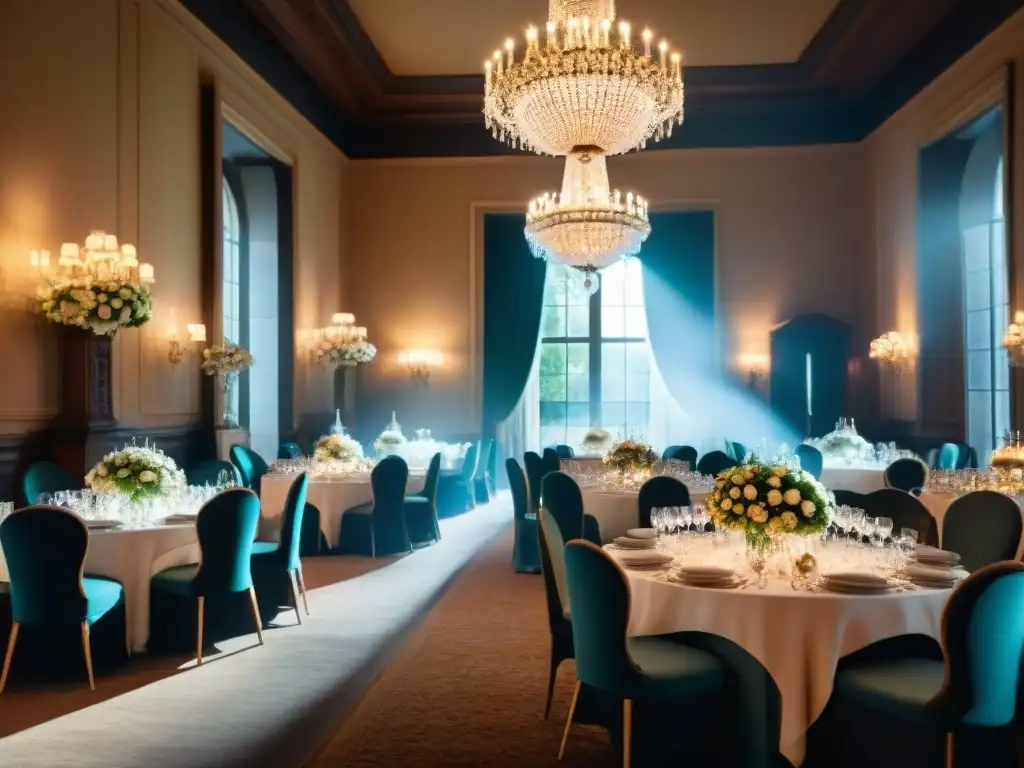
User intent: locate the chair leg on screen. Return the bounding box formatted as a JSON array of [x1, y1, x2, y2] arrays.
[[288, 569, 303, 625], [622, 698, 633, 768], [946, 732, 954, 768], [558, 679, 581, 760], [0, 622, 20, 694], [80, 621, 95, 691], [544, 651, 561, 720], [296, 567, 310, 615], [196, 596, 205, 665], [248, 587, 265, 645]]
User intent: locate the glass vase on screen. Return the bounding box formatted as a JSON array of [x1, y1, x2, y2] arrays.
[[221, 371, 239, 428]]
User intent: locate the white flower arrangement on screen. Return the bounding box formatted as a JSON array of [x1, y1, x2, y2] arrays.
[[85, 444, 186, 501], [315, 339, 377, 368], [37, 278, 152, 336], [604, 438, 658, 475], [314, 433, 364, 464], [374, 429, 406, 456], [582, 427, 613, 454], [809, 420, 870, 459], [708, 461, 834, 549], [200, 341, 254, 376]]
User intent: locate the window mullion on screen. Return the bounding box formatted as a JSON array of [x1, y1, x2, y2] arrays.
[[590, 287, 601, 427]]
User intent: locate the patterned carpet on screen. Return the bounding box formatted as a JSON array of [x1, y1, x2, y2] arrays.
[[312, 531, 617, 767]]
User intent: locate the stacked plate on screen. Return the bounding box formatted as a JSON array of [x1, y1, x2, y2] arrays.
[[617, 549, 674, 571], [164, 513, 198, 525], [914, 545, 961, 568], [85, 519, 121, 530], [670, 565, 743, 589], [611, 535, 658, 551], [626, 528, 657, 540], [904, 563, 957, 589], [821, 571, 893, 595]]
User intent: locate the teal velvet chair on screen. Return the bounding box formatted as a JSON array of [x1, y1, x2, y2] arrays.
[[337, 456, 412, 557], [731, 441, 749, 462], [523, 451, 545, 514], [832, 489, 868, 509], [936, 442, 960, 470], [21, 461, 76, 506], [554, 444, 575, 458], [473, 438, 495, 504], [697, 450, 735, 478], [661, 445, 684, 461], [251, 473, 309, 625], [942, 491, 1022, 572], [405, 452, 441, 547], [538, 508, 573, 718], [507, 458, 539, 574], [541, 447, 561, 478], [827, 561, 1024, 768], [150, 489, 264, 664], [229, 444, 269, 492], [884, 457, 928, 494], [0, 506, 125, 692], [662, 445, 698, 468], [560, 540, 725, 765], [439, 442, 479, 518], [637, 476, 690, 529], [863, 488, 939, 547], [795, 444, 824, 479], [542, 471, 602, 545], [185, 459, 240, 487], [277, 442, 303, 459]]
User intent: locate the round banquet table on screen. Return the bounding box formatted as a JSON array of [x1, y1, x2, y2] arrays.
[[260, 472, 426, 550], [608, 548, 950, 766], [580, 486, 712, 542], [0, 523, 200, 653], [819, 464, 887, 494]]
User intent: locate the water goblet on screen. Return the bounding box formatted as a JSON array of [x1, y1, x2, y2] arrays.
[[746, 546, 769, 589], [850, 508, 866, 545], [874, 516, 893, 547], [649, 508, 665, 539]]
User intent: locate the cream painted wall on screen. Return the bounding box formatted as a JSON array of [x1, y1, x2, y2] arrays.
[[865, 8, 1024, 431], [0, 0, 345, 437], [346, 145, 872, 438]]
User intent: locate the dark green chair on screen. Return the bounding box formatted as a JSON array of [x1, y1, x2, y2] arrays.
[[439, 442, 479, 518], [229, 444, 269, 493], [0, 506, 125, 692], [795, 444, 824, 480], [662, 445, 698, 469], [661, 445, 684, 461], [637, 476, 690, 529], [251, 473, 309, 625], [486, 437, 499, 495], [560, 540, 725, 765], [832, 489, 868, 509], [523, 451, 545, 514], [542, 447, 561, 478], [936, 443, 960, 470], [150, 489, 264, 664], [884, 457, 928, 494], [863, 488, 939, 547], [541, 471, 602, 546], [300, 502, 328, 556], [185, 459, 240, 487], [21, 461, 76, 506], [827, 561, 1024, 768], [507, 458, 539, 574], [337, 456, 412, 557], [942, 491, 1022, 572], [473, 438, 495, 504], [554, 444, 575, 459], [277, 442, 304, 459], [539, 508, 573, 719], [954, 443, 977, 470], [405, 452, 441, 547], [697, 450, 734, 477]]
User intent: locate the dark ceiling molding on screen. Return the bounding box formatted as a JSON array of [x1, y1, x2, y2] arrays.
[[184, 0, 1024, 158]]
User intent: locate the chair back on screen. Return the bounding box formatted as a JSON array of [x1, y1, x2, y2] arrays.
[[832, 489, 868, 509], [732, 441, 749, 462], [275, 473, 309, 571], [564, 540, 637, 693], [0, 506, 88, 624], [22, 461, 76, 506], [637, 476, 690, 528], [954, 443, 977, 469], [663, 445, 698, 468], [542, 471, 584, 542], [697, 450, 735, 477], [942, 491, 1023, 572], [474, 438, 494, 485], [863, 488, 938, 546], [541, 447, 561, 477], [794, 444, 824, 480], [938, 561, 1024, 727], [278, 442, 304, 459], [370, 454, 411, 535], [937, 443, 960, 470], [884, 457, 928, 493], [421, 452, 442, 504], [459, 442, 480, 483], [925, 448, 939, 469], [554, 444, 575, 459], [523, 451, 545, 510], [192, 488, 261, 596], [538, 508, 570, 620], [661, 445, 683, 461], [506, 458, 530, 523], [186, 459, 240, 488], [229, 444, 269, 490]]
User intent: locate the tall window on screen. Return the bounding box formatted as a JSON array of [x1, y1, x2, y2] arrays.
[[964, 157, 1009, 455], [222, 178, 242, 423], [539, 260, 650, 447]]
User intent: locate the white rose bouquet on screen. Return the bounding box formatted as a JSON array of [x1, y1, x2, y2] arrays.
[[314, 433, 364, 464], [582, 427, 613, 454], [604, 438, 658, 475], [200, 341, 254, 376], [38, 278, 152, 336], [315, 339, 377, 368], [707, 461, 834, 549], [85, 444, 186, 501], [374, 429, 406, 457]]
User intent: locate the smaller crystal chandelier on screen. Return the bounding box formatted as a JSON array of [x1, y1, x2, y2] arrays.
[[314, 313, 377, 368], [869, 332, 911, 370], [30, 230, 155, 285], [1003, 311, 1024, 364]]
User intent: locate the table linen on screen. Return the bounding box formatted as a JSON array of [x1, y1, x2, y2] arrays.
[[580, 486, 711, 542], [819, 465, 887, 494]]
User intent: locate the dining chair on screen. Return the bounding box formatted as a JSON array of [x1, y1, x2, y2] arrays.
[[954, 443, 977, 469], [884, 457, 928, 494], [506, 458, 540, 574], [277, 442, 304, 459], [661, 445, 683, 462], [863, 488, 939, 547], [538, 508, 574, 719], [925, 447, 940, 469], [542, 471, 601, 545], [696, 450, 735, 477], [523, 451, 546, 514], [941, 491, 1022, 572], [831, 489, 868, 509], [21, 461, 76, 506], [474, 438, 495, 504], [554, 444, 575, 459], [560, 540, 725, 766], [229, 444, 269, 492], [486, 438, 499, 495], [185, 459, 240, 487], [794, 444, 824, 480], [149, 488, 264, 664], [337, 455, 413, 557], [936, 443, 960, 471], [439, 441, 479, 518], [662, 445, 698, 469], [731, 441, 749, 462], [0, 506, 125, 692], [542, 447, 561, 478], [405, 452, 442, 546], [636, 476, 690, 529], [250, 473, 310, 625], [827, 561, 1024, 768]]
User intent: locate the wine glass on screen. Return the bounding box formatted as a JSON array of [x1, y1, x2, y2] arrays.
[[650, 507, 666, 539], [678, 505, 693, 536], [850, 508, 866, 545], [834, 505, 851, 544], [874, 516, 893, 547], [746, 545, 768, 589]]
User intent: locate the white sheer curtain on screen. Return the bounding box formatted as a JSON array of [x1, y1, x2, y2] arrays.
[[646, 340, 725, 457], [497, 344, 541, 465]]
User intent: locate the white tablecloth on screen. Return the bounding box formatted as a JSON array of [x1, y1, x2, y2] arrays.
[[919, 490, 1024, 556], [260, 473, 426, 549], [820, 465, 887, 494], [580, 486, 712, 542], [0, 524, 200, 653], [615, 554, 950, 765]]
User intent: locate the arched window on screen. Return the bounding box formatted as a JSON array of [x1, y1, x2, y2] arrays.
[[222, 178, 242, 346]]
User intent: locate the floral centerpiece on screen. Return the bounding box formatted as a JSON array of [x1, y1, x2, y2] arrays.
[[315, 339, 377, 368], [85, 444, 186, 502], [200, 341, 254, 428], [708, 461, 834, 551], [604, 438, 658, 475], [314, 433, 364, 464], [374, 429, 406, 458], [581, 427, 613, 455], [809, 418, 871, 461], [39, 279, 152, 336]]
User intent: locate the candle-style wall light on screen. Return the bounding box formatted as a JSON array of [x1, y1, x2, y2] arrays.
[[168, 314, 207, 365], [398, 349, 443, 385]]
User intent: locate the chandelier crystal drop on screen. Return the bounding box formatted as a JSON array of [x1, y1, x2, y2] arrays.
[[483, 0, 684, 156]]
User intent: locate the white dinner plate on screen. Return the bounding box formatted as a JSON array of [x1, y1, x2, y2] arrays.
[[85, 520, 121, 530], [626, 528, 657, 540]]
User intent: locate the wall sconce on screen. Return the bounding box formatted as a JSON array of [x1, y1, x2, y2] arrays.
[[869, 331, 911, 371], [398, 349, 442, 385], [168, 321, 206, 365], [736, 352, 769, 390], [1003, 311, 1024, 364]]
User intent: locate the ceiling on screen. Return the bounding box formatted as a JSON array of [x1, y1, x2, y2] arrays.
[[346, 0, 840, 75]]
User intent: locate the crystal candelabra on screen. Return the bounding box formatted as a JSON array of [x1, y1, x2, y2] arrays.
[[314, 313, 377, 368], [869, 332, 910, 369], [31, 230, 155, 286]]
